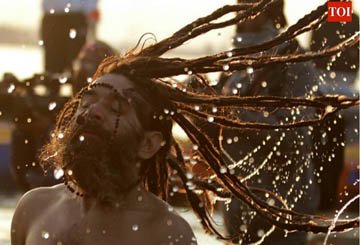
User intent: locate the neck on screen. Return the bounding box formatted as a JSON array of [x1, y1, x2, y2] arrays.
[[77, 181, 144, 213]]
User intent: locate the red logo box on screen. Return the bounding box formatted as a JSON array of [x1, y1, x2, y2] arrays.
[[328, 1, 352, 22]]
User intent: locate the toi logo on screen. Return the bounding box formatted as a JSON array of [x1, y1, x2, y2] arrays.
[[328, 1, 352, 22]]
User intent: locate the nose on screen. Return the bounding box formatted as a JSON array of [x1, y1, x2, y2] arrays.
[[86, 102, 104, 122]]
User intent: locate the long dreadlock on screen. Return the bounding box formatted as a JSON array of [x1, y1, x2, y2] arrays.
[[50, 0, 359, 240]]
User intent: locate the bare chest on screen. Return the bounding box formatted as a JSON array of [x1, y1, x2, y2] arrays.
[[25, 205, 161, 245]]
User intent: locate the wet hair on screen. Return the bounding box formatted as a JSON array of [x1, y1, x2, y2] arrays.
[[41, 0, 359, 240]]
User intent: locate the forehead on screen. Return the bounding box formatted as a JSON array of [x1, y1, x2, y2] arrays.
[[92, 74, 134, 93]]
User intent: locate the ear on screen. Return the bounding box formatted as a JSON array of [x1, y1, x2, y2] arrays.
[[137, 131, 164, 160]]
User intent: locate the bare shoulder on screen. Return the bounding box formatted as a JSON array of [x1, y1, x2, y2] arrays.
[[15, 183, 66, 211], [11, 184, 66, 245], [142, 192, 197, 244], [156, 209, 197, 244]]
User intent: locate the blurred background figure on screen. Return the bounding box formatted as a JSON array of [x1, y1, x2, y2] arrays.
[[217, 0, 322, 244], [310, 13, 359, 211], [41, 0, 99, 73], [0, 40, 116, 192], [72, 40, 117, 94]]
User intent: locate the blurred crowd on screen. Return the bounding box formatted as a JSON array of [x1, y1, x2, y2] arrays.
[[0, 0, 358, 244]]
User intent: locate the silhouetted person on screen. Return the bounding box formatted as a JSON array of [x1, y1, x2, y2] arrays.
[[218, 1, 320, 244], [41, 0, 99, 73], [310, 13, 359, 210]]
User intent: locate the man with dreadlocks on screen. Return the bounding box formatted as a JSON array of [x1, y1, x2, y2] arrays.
[[11, 0, 359, 244], [11, 72, 197, 245]]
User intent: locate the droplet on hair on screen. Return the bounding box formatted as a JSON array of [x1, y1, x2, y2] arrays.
[[223, 64, 230, 71], [54, 168, 64, 179]]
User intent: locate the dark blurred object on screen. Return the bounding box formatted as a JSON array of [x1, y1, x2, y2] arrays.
[[310, 13, 359, 73], [72, 40, 117, 93], [41, 0, 100, 73], [41, 13, 88, 73], [0, 73, 70, 191]]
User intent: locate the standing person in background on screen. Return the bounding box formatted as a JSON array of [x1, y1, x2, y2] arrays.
[[72, 40, 117, 94], [310, 13, 359, 210], [218, 0, 321, 244], [41, 0, 99, 73]]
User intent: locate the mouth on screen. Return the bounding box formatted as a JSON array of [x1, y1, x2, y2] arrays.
[[79, 130, 105, 143]]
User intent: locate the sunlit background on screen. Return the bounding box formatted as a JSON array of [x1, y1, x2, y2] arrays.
[[0, 0, 359, 79], [0, 1, 359, 244]]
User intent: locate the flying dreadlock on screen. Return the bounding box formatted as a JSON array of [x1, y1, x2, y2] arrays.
[[45, 0, 359, 240]]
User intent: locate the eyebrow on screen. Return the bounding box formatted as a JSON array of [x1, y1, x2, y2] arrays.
[[83, 87, 128, 102]]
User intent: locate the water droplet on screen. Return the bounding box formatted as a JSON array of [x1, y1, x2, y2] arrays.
[[48, 102, 57, 111], [41, 231, 50, 239], [325, 106, 335, 113], [64, 7, 70, 13], [232, 88, 238, 94], [312, 85, 318, 92], [54, 168, 64, 179], [79, 135, 85, 141], [212, 107, 218, 113], [172, 185, 179, 192], [194, 105, 200, 111], [226, 51, 233, 58], [69, 29, 77, 39], [220, 166, 227, 174], [223, 64, 230, 71], [7, 84, 15, 93], [330, 71, 336, 79], [261, 81, 267, 88], [167, 219, 173, 226], [246, 67, 254, 74], [38, 40, 44, 46], [132, 224, 139, 231], [257, 229, 265, 237], [207, 116, 214, 122], [186, 172, 194, 179], [58, 133, 64, 139], [192, 144, 199, 150], [49, 9, 55, 14], [59, 77, 68, 84]]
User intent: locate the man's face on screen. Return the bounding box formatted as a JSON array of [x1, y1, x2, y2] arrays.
[[60, 74, 147, 202]]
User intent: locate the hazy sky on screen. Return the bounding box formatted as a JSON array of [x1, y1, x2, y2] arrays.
[[0, 0, 359, 79], [0, 0, 359, 53]]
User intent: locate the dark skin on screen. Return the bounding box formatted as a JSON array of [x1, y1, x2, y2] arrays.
[[11, 74, 197, 245]]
